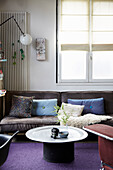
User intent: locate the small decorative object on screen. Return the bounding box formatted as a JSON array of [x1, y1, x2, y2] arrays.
[[51, 127, 69, 139], [0, 70, 3, 80], [0, 89, 6, 97], [58, 131, 69, 138], [20, 49, 25, 60], [12, 42, 16, 65], [17, 40, 20, 43], [51, 128, 59, 139], [0, 41, 4, 60], [36, 38, 46, 61], [12, 51, 16, 65]]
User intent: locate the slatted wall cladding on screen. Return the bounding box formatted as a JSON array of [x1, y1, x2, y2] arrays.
[[0, 12, 28, 90]]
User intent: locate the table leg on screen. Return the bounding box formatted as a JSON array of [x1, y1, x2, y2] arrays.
[[43, 142, 74, 163]]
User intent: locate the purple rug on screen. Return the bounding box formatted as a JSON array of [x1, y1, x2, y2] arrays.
[[1, 142, 101, 170]]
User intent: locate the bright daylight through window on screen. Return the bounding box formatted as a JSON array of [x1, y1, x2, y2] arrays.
[[56, 0, 113, 84]]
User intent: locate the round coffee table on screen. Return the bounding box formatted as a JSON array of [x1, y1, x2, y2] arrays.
[[26, 125, 88, 163]]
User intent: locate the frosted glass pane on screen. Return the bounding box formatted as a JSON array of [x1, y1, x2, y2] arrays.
[[60, 32, 88, 44], [93, 16, 113, 31], [92, 51, 113, 79], [61, 16, 88, 31], [62, 0, 88, 15], [93, 0, 113, 15], [61, 51, 86, 80], [93, 32, 113, 44]]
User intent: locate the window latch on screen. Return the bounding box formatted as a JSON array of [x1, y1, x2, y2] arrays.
[[89, 52, 93, 60]]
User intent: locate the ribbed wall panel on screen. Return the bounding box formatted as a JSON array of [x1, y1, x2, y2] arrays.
[[0, 12, 28, 91]]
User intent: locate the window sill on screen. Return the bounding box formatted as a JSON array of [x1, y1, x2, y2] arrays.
[[56, 82, 113, 86]]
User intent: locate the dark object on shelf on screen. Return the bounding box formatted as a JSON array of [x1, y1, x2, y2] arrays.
[[0, 131, 19, 166], [51, 128, 59, 139]]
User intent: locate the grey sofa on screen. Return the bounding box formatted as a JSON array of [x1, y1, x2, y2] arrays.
[[0, 91, 113, 133]]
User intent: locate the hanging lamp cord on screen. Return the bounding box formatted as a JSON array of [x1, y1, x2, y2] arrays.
[[0, 16, 25, 35]]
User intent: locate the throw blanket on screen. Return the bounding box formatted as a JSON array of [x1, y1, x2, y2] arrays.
[[67, 114, 112, 128]]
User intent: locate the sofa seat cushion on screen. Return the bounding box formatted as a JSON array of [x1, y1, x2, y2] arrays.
[[0, 116, 58, 132]]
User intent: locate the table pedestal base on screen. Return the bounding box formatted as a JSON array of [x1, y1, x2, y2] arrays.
[[43, 142, 74, 163]]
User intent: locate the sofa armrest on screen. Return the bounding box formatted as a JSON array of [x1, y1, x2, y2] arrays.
[[83, 124, 113, 141]]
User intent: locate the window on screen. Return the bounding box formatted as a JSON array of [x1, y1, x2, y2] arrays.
[[56, 0, 113, 84]]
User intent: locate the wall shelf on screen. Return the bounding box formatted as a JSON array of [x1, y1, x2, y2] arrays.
[[0, 59, 7, 62]]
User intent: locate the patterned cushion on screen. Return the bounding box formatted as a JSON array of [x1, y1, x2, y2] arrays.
[[9, 95, 33, 118]]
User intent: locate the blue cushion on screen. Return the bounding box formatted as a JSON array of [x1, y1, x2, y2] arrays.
[[31, 99, 57, 116], [68, 98, 105, 115]]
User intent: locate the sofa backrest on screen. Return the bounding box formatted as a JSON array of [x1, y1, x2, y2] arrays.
[[61, 91, 113, 115], [5, 91, 61, 116], [4, 91, 113, 116]]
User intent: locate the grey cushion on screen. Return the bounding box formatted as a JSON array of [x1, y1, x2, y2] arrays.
[[0, 116, 59, 132]]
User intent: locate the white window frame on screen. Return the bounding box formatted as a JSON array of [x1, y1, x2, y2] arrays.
[[56, 0, 113, 84], [58, 52, 89, 83]]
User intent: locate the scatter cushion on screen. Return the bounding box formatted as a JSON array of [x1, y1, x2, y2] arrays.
[[59, 102, 84, 117], [9, 95, 33, 118], [68, 98, 105, 115], [31, 99, 57, 116]]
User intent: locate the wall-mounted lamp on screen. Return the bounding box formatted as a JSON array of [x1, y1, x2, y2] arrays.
[[0, 16, 32, 45]]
